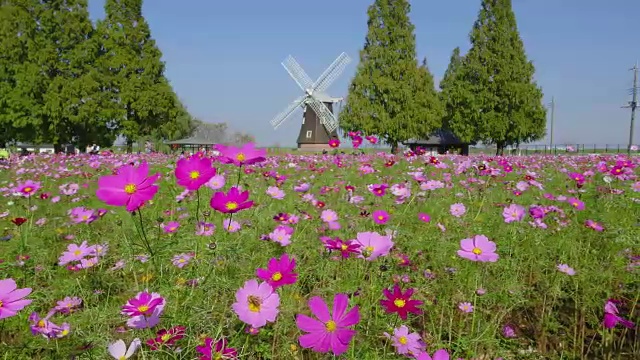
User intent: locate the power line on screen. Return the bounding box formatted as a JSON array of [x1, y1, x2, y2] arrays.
[[622, 61, 638, 153]]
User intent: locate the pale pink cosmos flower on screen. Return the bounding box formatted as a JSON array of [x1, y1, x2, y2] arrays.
[[355, 231, 394, 261], [383, 325, 425, 356], [449, 203, 466, 217], [557, 264, 576, 276]]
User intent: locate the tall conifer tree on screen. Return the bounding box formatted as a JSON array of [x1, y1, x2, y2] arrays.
[[98, 0, 176, 149], [340, 0, 439, 152], [446, 0, 546, 154]]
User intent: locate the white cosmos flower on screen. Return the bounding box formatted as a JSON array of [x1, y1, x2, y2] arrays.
[[108, 338, 141, 359]]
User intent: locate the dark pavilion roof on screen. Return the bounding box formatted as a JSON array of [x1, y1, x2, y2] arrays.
[[403, 130, 469, 146]]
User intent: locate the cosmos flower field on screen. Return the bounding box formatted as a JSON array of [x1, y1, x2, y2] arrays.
[[0, 144, 638, 359]]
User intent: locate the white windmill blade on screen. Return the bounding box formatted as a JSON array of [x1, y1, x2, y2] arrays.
[[313, 52, 351, 93], [282, 55, 314, 92], [307, 98, 339, 133], [270, 95, 307, 129]]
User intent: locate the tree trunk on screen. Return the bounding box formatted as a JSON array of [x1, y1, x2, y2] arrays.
[[390, 141, 399, 155], [496, 142, 505, 156], [126, 139, 133, 154]]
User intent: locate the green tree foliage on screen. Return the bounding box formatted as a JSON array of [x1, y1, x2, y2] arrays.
[[445, 0, 546, 154], [339, 0, 441, 152], [0, 0, 196, 150], [0, 1, 43, 146]]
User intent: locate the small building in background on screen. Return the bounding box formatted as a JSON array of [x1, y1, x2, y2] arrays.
[[403, 130, 470, 156]]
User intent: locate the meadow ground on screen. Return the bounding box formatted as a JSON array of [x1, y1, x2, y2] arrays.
[[0, 149, 638, 360]]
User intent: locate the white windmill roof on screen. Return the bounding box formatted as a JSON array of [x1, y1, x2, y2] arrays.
[[311, 92, 343, 103]]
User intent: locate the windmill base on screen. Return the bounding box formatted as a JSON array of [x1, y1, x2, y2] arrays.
[[297, 143, 334, 152]]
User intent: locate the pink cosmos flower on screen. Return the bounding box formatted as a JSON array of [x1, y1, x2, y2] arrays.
[[0, 278, 33, 319], [450, 203, 466, 217], [457, 234, 499, 262], [162, 221, 180, 233], [196, 221, 216, 236], [458, 302, 474, 313], [256, 254, 297, 289], [417, 213, 431, 223], [16, 180, 41, 197], [295, 293, 360, 356], [503, 204, 525, 223], [206, 174, 226, 190], [216, 143, 266, 166], [355, 231, 394, 260], [566, 197, 585, 211], [210, 186, 253, 214], [320, 209, 338, 223], [557, 263, 576, 275], [29, 310, 61, 338], [268, 227, 292, 246], [584, 219, 604, 232], [96, 161, 160, 212], [383, 325, 425, 356], [232, 279, 280, 328], [172, 253, 194, 268], [372, 209, 390, 225], [175, 155, 216, 191], [58, 241, 92, 265], [55, 296, 82, 314]]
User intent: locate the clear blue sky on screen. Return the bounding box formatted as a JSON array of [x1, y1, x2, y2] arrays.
[[87, 0, 640, 147]]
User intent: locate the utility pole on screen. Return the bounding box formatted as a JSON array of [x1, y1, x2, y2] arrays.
[[549, 96, 555, 150], [623, 62, 638, 153]]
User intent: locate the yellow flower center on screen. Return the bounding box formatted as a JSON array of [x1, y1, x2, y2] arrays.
[[272, 272, 282, 281], [138, 305, 149, 314], [571, 202, 578, 207], [161, 333, 171, 342], [74, 250, 82, 256], [124, 184, 136, 194], [472, 248, 482, 255], [393, 299, 406, 308], [398, 336, 408, 345], [178, 259, 185, 263], [37, 320, 46, 328], [236, 153, 246, 161], [365, 246, 374, 252], [119, 356, 126, 360], [169, 227, 176, 231], [23, 187, 33, 193], [61, 329, 69, 336], [0, 300, 3, 308], [214, 353, 223, 360], [189, 171, 200, 179], [378, 215, 384, 220], [340, 244, 348, 250], [325, 320, 337, 332], [225, 202, 238, 210], [248, 295, 262, 312], [82, 215, 89, 220]]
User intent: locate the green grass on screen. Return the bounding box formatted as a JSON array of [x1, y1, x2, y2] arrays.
[[0, 153, 638, 359]]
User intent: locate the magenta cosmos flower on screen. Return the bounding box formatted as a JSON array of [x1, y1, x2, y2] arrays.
[[603, 299, 635, 329], [96, 162, 160, 212], [256, 254, 297, 289], [121, 291, 165, 317], [232, 279, 280, 328], [416, 349, 451, 360], [196, 337, 238, 360], [175, 155, 217, 191], [210, 186, 253, 214], [372, 209, 390, 225], [216, 143, 266, 167], [502, 204, 525, 223], [0, 278, 33, 319], [295, 293, 360, 356], [457, 234, 499, 262]]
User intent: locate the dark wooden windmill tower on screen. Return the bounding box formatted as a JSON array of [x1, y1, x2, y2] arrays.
[[270, 53, 351, 150]]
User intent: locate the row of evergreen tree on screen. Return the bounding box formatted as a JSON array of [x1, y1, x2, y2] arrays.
[[0, 0, 195, 151], [339, 0, 547, 154]]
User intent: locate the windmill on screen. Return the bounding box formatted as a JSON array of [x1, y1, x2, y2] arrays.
[[270, 52, 351, 150]]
